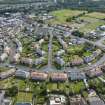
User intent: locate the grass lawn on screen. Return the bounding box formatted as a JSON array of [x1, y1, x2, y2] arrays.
[[67, 45, 84, 54], [69, 81, 85, 94], [47, 83, 57, 91], [16, 92, 32, 103], [41, 42, 48, 52], [79, 20, 105, 32], [86, 12, 105, 19], [49, 9, 85, 24], [36, 96, 45, 104], [0, 77, 16, 88], [79, 16, 98, 22], [83, 51, 92, 57]]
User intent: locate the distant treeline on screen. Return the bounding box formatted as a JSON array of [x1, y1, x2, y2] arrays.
[[58, 0, 105, 12]]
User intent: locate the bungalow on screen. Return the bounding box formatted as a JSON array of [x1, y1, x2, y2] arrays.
[[67, 71, 86, 81], [50, 72, 67, 82], [55, 57, 65, 66], [86, 67, 103, 78], [15, 70, 30, 79], [0, 68, 16, 79], [31, 71, 48, 81]]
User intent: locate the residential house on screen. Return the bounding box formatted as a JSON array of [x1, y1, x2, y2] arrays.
[[99, 25, 105, 31], [31, 71, 48, 81], [67, 71, 86, 81], [50, 72, 67, 82], [55, 57, 65, 66], [86, 67, 103, 77], [84, 49, 101, 63], [36, 49, 46, 56], [70, 38, 85, 45], [15, 70, 30, 79], [34, 57, 45, 65], [38, 39, 44, 45], [71, 56, 84, 66], [20, 57, 33, 66], [70, 95, 87, 105], [0, 68, 16, 79], [47, 94, 66, 105], [87, 89, 105, 105], [0, 53, 8, 62], [0, 91, 12, 105], [84, 56, 94, 63], [57, 37, 68, 49], [4, 46, 11, 54], [56, 49, 65, 57], [13, 53, 20, 62]]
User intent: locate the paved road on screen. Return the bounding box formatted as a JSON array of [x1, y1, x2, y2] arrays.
[[47, 29, 53, 70]]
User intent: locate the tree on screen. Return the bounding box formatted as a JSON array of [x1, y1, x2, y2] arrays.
[[72, 30, 84, 37], [5, 86, 18, 97]]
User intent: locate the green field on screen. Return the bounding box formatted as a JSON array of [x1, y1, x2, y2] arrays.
[[49, 9, 85, 24], [48, 9, 105, 33], [86, 12, 105, 19], [16, 92, 32, 103], [79, 19, 105, 32]]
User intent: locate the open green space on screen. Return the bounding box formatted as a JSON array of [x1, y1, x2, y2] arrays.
[[67, 44, 85, 54], [16, 92, 32, 103], [49, 9, 85, 24], [83, 51, 92, 57], [86, 12, 105, 19], [79, 20, 105, 32]]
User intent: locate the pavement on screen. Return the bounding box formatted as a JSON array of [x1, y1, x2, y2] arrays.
[[47, 29, 53, 70]]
